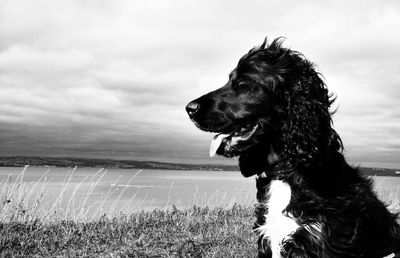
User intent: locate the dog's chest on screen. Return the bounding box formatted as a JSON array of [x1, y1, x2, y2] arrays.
[[256, 180, 299, 258]]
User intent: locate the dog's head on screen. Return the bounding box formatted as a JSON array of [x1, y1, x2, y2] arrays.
[[186, 38, 342, 177]]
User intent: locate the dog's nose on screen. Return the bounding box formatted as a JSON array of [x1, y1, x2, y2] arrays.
[[186, 101, 200, 116]]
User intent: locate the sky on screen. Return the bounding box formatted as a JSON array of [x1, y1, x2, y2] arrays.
[[0, 0, 399, 168]]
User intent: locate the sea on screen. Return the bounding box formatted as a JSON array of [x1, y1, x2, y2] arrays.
[[0, 167, 399, 216]]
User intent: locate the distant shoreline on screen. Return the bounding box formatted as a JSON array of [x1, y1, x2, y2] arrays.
[[0, 156, 399, 177], [0, 156, 238, 171]]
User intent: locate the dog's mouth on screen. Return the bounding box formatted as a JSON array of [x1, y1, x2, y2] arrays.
[[209, 123, 259, 157]]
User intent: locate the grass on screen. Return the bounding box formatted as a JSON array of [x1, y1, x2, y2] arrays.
[[0, 167, 258, 257], [0, 205, 256, 257], [0, 167, 399, 257], [0, 166, 153, 222]]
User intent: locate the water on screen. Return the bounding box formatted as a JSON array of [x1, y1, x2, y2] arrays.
[[0, 167, 256, 215], [0, 167, 399, 215]]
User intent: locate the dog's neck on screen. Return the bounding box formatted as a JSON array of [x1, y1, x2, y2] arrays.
[[267, 140, 330, 171], [262, 148, 356, 197]]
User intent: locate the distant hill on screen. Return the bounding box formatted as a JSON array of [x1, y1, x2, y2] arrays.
[[359, 167, 400, 177], [0, 156, 238, 171], [0, 156, 399, 177]]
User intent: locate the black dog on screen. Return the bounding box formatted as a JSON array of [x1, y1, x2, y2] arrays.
[[186, 38, 400, 257]]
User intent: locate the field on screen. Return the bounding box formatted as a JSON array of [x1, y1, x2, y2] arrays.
[[1, 205, 256, 257], [0, 167, 256, 257], [0, 167, 399, 257]]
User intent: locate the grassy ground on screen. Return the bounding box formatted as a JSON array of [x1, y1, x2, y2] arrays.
[[0, 205, 257, 257], [1, 167, 258, 257], [0, 167, 399, 257]]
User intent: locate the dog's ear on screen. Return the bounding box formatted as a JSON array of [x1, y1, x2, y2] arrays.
[[278, 65, 335, 167]]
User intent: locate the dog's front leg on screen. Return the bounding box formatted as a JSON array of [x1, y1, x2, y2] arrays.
[[257, 235, 273, 258], [281, 223, 325, 258]]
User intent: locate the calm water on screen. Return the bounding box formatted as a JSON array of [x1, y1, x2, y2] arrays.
[[0, 167, 399, 214]]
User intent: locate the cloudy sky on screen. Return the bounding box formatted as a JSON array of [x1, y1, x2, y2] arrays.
[[0, 0, 399, 168]]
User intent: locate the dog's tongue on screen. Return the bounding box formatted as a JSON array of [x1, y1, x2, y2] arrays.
[[209, 133, 231, 157]]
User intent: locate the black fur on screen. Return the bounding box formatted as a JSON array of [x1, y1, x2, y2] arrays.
[[186, 38, 400, 257]]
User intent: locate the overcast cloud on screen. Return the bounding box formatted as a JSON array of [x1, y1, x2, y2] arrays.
[[0, 0, 399, 168]]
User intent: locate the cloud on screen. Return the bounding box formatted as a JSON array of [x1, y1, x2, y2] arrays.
[[0, 0, 399, 168]]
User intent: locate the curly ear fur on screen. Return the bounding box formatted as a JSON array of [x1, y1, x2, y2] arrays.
[[279, 65, 337, 167], [260, 39, 343, 169], [239, 38, 343, 167]]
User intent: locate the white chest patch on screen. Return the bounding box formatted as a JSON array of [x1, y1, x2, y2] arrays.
[[255, 180, 300, 258]]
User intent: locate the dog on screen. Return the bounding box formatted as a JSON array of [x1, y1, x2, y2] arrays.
[[186, 38, 400, 258]]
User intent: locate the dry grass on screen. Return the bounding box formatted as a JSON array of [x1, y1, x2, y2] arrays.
[[0, 166, 152, 222], [0, 205, 257, 257]]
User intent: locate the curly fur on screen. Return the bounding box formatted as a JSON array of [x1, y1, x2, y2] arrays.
[[186, 38, 400, 257]]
